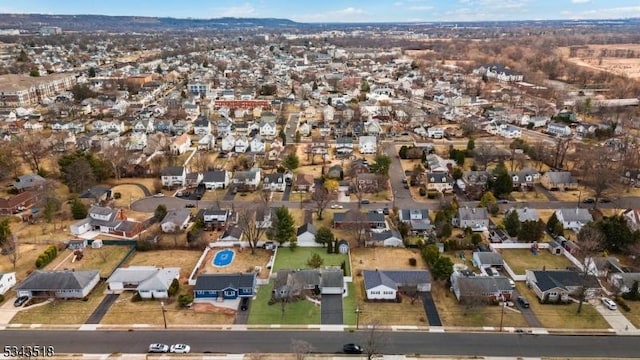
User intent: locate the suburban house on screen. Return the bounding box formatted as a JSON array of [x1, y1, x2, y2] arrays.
[[201, 170, 230, 190], [234, 136, 249, 153], [505, 207, 539, 223], [15, 270, 100, 299], [296, 223, 318, 247], [608, 273, 640, 297], [272, 268, 344, 300], [555, 208, 593, 232], [0, 272, 16, 295], [585, 256, 624, 278], [193, 273, 257, 302], [462, 170, 491, 188], [472, 252, 504, 270], [452, 207, 489, 230], [450, 271, 513, 303], [0, 191, 40, 215], [259, 120, 277, 137], [107, 266, 180, 299], [398, 208, 432, 234], [511, 168, 540, 190], [622, 209, 640, 232], [11, 173, 49, 192], [202, 208, 230, 229], [232, 168, 261, 191], [363, 269, 431, 300], [170, 133, 192, 154], [336, 137, 354, 155], [358, 136, 377, 154], [192, 116, 212, 135], [333, 210, 386, 229], [525, 270, 600, 302], [197, 134, 215, 151], [250, 135, 266, 153], [70, 205, 143, 239], [160, 209, 191, 233], [540, 171, 578, 191], [366, 230, 403, 247], [426, 172, 454, 193], [426, 154, 455, 173], [546, 122, 572, 137], [161, 166, 187, 187], [221, 133, 236, 152], [219, 226, 243, 243], [294, 174, 316, 192], [263, 173, 287, 192]]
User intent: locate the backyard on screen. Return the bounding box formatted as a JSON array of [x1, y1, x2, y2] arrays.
[[125, 249, 202, 282], [271, 247, 350, 276], [45, 245, 132, 278], [0, 243, 51, 280], [499, 248, 573, 274], [247, 280, 321, 325], [200, 247, 273, 280], [11, 282, 108, 325]]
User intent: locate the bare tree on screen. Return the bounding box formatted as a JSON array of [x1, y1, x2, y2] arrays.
[[577, 145, 619, 206], [552, 137, 572, 169], [361, 322, 387, 360], [2, 234, 19, 271], [576, 224, 603, 314], [312, 185, 333, 220], [102, 143, 134, 180], [237, 208, 266, 255], [345, 211, 367, 248], [290, 339, 314, 360], [191, 151, 210, 173], [14, 135, 51, 174]]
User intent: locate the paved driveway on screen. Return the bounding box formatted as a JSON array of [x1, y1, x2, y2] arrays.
[[85, 294, 119, 324], [321, 294, 343, 325], [590, 298, 637, 333], [421, 292, 442, 326]]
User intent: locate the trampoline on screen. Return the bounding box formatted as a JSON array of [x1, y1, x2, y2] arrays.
[[212, 249, 235, 267]]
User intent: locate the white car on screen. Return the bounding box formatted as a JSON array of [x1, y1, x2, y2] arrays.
[[330, 204, 343, 209], [153, 193, 165, 198], [170, 344, 191, 353], [601, 297, 617, 310], [148, 343, 169, 353]]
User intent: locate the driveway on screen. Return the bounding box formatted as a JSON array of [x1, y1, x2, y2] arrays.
[[234, 299, 250, 325], [223, 185, 237, 201], [85, 293, 119, 324], [0, 296, 20, 325], [512, 290, 542, 328], [282, 184, 292, 201], [590, 298, 637, 333], [421, 292, 442, 326], [384, 142, 414, 209], [321, 294, 343, 325], [535, 184, 558, 201]]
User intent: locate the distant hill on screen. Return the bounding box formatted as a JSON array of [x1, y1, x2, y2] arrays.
[[0, 14, 300, 32]]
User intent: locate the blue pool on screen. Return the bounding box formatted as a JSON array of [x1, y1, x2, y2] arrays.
[[212, 249, 235, 267]]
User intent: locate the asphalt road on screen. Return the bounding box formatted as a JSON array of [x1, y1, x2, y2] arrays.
[[2, 330, 639, 357]]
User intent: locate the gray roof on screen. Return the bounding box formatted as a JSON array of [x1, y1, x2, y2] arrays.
[[363, 270, 430, 291], [544, 171, 575, 184], [456, 275, 512, 295], [473, 252, 504, 266], [202, 170, 226, 183], [16, 270, 99, 291], [370, 230, 403, 242], [264, 173, 285, 184], [399, 209, 429, 222], [529, 270, 599, 292], [457, 207, 488, 221], [161, 166, 185, 176], [108, 266, 180, 291], [506, 207, 539, 222], [333, 209, 386, 224], [296, 223, 317, 236], [12, 173, 47, 190], [558, 208, 593, 223], [194, 273, 256, 291], [161, 209, 191, 226]]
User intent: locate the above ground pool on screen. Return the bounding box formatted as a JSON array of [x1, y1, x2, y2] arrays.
[[212, 249, 235, 267]]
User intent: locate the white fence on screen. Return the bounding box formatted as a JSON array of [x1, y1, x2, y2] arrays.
[[188, 247, 211, 286]]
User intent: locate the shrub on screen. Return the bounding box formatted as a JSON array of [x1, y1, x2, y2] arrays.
[[409, 258, 417, 266], [113, 192, 122, 199], [427, 192, 440, 199], [35, 245, 58, 268], [615, 296, 631, 312], [307, 253, 324, 268], [131, 293, 142, 302], [178, 293, 194, 307], [168, 278, 180, 297], [419, 188, 426, 197]]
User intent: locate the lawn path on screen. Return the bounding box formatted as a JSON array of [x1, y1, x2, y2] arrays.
[[52, 251, 75, 270]]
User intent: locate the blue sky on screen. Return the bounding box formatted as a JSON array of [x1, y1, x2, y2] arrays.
[[1, 0, 640, 22]]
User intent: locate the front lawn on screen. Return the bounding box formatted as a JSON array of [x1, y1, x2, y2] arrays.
[[621, 300, 640, 328], [500, 249, 572, 274], [247, 281, 320, 325], [343, 282, 357, 326], [272, 247, 350, 276]]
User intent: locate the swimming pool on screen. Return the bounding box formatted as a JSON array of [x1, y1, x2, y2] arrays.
[[212, 249, 235, 267]]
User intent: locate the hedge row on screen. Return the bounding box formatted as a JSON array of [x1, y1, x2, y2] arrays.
[[35, 245, 58, 268]]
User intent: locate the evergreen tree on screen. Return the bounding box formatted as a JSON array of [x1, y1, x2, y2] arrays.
[[503, 210, 521, 237], [70, 198, 88, 220], [154, 204, 168, 222], [270, 206, 296, 246], [547, 212, 564, 237], [518, 220, 546, 243], [315, 226, 335, 247]]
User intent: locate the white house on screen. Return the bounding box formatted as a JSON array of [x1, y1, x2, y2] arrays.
[[16, 270, 100, 299], [427, 127, 445, 139], [202, 170, 230, 190], [366, 230, 404, 247], [107, 266, 180, 299], [363, 270, 431, 300], [259, 120, 277, 137], [232, 168, 262, 189], [263, 173, 287, 192], [296, 223, 319, 247], [161, 166, 187, 187], [0, 272, 17, 295], [555, 208, 593, 232], [359, 136, 377, 154], [221, 134, 236, 152], [197, 134, 215, 151], [323, 105, 335, 122], [250, 135, 266, 153], [70, 218, 92, 236], [170, 133, 192, 154], [193, 116, 212, 136], [160, 209, 191, 233], [547, 122, 572, 137], [234, 136, 249, 153], [426, 172, 454, 193]]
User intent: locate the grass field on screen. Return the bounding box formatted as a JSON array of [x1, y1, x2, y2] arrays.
[[0, 243, 50, 280], [46, 246, 131, 278], [11, 282, 107, 325], [110, 184, 146, 208], [272, 247, 350, 276], [247, 280, 321, 325], [499, 249, 573, 274]]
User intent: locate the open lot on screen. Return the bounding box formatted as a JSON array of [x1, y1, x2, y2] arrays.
[[46, 246, 132, 278], [125, 249, 202, 281], [272, 247, 350, 276], [0, 243, 51, 281], [515, 283, 609, 329], [11, 282, 107, 325], [11, 217, 77, 244], [350, 248, 430, 326], [247, 280, 321, 325], [200, 247, 272, 280], [499, 249, 573, 274], [110, 184, 146, 208], [559, 44, 640, 79]]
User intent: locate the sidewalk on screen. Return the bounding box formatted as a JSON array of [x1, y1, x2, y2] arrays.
[[589, 298, 638, 335]]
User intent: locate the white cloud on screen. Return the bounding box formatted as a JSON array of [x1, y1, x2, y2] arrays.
[[409, 5, 434, 11], [217, 3, 257, 17], [293, 7, 367, 22], [571, 0, 591, 4]]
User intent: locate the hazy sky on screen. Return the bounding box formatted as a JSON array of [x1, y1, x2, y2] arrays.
[[1, 0, 639, 22]]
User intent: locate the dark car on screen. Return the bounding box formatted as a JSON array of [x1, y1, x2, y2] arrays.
[[517, 296, 530, 308], [599, 198, 612, 203], [360, 199, 370, 205], [185, 203, 196, 208], [240, 297, 249, 311], [582, 198, 595, 204], [383, 207, 389, 215], [343, 343, 364, 354], [14, 296, 29, 307]]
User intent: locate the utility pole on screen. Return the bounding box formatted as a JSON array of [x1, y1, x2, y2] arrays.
[[160, 301, 167, 329], [355, 306, 362, 330]]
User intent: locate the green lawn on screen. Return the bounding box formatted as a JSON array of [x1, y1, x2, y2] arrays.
[[272, 247, 351, 276], [247, 281, 321, 325], [343, 282, 357, 326], [500, 249, 572, 274]]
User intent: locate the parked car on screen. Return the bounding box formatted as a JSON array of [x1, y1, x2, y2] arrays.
[[582, 198, 595, 204], [330, 204, 344, 209], [153, 193, 165, 198], [170, 344, 191, 353], [148, 343, 169, 353], [240, 297, 249, 311], [599, 198, 612, 203], [517, 296, 530, 308], [383, 207, 389, 215], [342, 343, 364, 354], [185, 203, 196, 208], [14, 296, 29, 307], [360, 199, 370, 205], [601, 297, 617, 310]]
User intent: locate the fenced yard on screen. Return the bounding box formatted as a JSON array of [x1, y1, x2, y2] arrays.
[[247, 280, 321, 325], [499, 248, 573, 274], [272, 247, 350, 275]]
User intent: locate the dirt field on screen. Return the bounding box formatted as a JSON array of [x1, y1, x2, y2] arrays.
[[559, 45, 640, 79], [200, 247, 273, 280], [125, 250, 202, 282], [0, 243, 51, 280]]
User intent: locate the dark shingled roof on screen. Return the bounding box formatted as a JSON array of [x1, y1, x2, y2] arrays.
[[194, 273, 256, 291], [16, 270, 99, 291]]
